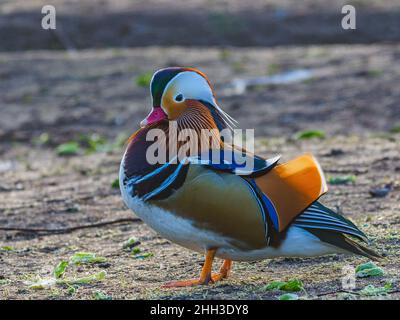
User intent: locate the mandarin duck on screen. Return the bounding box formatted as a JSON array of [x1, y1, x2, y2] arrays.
[[119, 67, 381, 287]]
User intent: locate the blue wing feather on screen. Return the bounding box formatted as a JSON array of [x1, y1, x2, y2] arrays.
[[192, 150, 280, 177]]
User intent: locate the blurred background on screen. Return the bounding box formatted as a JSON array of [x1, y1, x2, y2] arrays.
[[1, 0, 400, 143], [0, 0, 399, 300]]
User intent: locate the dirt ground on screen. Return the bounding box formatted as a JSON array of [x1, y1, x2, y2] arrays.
[[0, 44, 399, 300], [1, 0, 400, 50], [1, 0, 400, 301]]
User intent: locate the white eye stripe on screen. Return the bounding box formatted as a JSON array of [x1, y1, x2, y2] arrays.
[[162, 71, 213, 106]]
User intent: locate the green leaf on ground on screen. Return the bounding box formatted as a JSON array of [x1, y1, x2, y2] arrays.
[[135, 72, 152, 87], [0, 279, 10, 285], [56, 142, 80, 156], [67, 286, 77, 295], [56, 134, 117, 156], [278, 293, 299, 300], [80, 133, 109, 154], [280, 279, 304, 292], [59, 271, 106, 285], [295, 130, 326, 140], [131, 247, 141, 254], [328, 175, 356, 185], [70, 252, 107, 265], [132, 252, 154, 260], [264, 281, 286, 290], [53, 261, 69, 279], [94, 291, 112, 300], [122, 237, 140, 250], [359, 283, 392, 296], [0, 246, 14, 251], [28, 278, 57, 290], [355, 261, 384, 278], [355, 261, 376, 272], [111, 178, 120, 189], [264, 279, 303, 292]]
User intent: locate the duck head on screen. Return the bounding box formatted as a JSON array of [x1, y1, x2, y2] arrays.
[[140, 67, 236, 132]]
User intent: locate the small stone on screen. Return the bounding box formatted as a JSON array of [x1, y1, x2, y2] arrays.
[[98, 262, 111, 269], [369, 184, 392, 198], [328, 148, 345, 156], [66, 204, 80, 213]]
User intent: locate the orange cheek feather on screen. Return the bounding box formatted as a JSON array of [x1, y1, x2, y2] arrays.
[[162, 88, 188, 120]]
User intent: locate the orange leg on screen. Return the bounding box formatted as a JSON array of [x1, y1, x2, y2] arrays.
[[212, 259, 232, 282], [162, 249, 233, 288]]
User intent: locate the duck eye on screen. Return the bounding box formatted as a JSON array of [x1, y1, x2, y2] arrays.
[[174, 94, 184, 102]]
